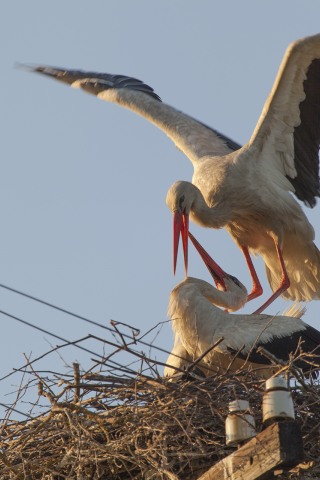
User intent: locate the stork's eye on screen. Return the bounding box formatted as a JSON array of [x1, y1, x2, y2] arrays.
[[179, 195, 185, 211], [229, 275, 240, 287]]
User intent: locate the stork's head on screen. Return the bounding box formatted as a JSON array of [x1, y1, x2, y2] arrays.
[[166, 181, 196, 276], [188, 232, 247, 311]]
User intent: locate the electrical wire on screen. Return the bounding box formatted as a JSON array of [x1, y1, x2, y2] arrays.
[[0, 282, 172, 356], [0, 309, 141, 381]]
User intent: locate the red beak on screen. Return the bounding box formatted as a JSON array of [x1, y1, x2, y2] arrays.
[[188, 232, 227, 291], [173, 209, 189, 276]]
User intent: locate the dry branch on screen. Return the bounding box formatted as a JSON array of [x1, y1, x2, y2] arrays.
[[0, 331, 319, 479]]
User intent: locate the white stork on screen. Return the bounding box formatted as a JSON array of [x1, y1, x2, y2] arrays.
[[21, 33, 320, 312], [163, 341, 208, 379], [164, 232, 320, 379]]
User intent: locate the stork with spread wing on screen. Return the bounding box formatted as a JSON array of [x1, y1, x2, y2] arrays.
[[21, 33, 320, 312]]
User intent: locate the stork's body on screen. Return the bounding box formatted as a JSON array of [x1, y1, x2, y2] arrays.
[[23, 33, 320, 305], [165, 234, 320, 379], [165, 274, 320, 379], [167, 164, 320, 309], [163, 341, 208, 379]]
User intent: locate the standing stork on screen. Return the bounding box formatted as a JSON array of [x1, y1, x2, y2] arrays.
[[21, 33, 320, 312], [164, 232, 320, 379]]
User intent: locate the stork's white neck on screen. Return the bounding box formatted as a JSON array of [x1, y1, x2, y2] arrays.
[[200, 278, 248, 312], [169, 277, 247, 324], [189, 186, 230, 230]]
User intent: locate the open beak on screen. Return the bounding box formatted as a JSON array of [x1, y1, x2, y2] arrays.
[[173, 209, 189, 276], [172, 212, 226, 289], [188, 232, 227, 291]]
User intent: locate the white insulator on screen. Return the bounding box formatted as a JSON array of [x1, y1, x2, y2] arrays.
[[263, 376, 295, 426], [225, 399, 256, 446]]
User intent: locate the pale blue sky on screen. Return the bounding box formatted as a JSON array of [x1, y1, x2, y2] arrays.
[[1, 2, 320, 416]]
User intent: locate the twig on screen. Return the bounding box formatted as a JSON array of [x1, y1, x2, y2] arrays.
[[110, 320, 128, 349], [1, 324, 319, 480], [73, 363, 80, 404], [241, 314, 277, 370], [225, 344, 245, 374], [186, 337, 224, 372], [257, 346, 311, 391]]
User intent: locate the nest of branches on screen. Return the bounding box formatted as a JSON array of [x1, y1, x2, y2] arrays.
[[0, 327, 320, 480]]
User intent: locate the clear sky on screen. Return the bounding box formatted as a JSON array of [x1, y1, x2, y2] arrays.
[[1, 2, 320, 417]]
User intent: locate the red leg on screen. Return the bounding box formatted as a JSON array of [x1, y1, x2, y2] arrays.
[[252, 240, 290, 314], [240, 245, 263, 302]]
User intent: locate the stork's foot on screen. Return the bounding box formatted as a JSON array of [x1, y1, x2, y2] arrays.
[[252, 275, 290, 314], [247, 283, 263, 302], [252, 238, 290, 314]]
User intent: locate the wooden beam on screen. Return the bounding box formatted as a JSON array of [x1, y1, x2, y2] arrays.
[[198, 422, 304, 480]]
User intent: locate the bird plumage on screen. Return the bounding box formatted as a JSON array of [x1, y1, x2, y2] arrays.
[[166, 275, 320, 378], [21, 33, 320, 303], [163, 341, 208, 379]]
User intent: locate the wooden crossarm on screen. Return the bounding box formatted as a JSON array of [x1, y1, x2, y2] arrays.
[[198, 422, 304, 480]]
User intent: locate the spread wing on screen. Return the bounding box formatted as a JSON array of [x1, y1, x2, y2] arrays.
[[246, 33, 320, 207], [20, 64, 241, 166]]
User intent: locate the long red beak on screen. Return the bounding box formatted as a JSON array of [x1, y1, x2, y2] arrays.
[[188, 232, 227, 291], [173, 209, 189, 276]]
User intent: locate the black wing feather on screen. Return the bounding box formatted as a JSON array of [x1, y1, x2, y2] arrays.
[[226, 325, 320, 372], [288, 59, 320, 208], [33, 67, 162, 101]]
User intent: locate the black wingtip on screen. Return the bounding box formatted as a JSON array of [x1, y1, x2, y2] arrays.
[[15, 63, 55, 76], [16, 64, 163, 102]]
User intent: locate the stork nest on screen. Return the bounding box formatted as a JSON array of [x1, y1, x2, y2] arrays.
[[0, 329, 320, 480]]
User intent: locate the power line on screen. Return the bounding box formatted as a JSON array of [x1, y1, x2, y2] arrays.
[[0, 402, 35, 420], [0, 282, 172, 356], [0, 309, 141, 381]]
